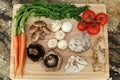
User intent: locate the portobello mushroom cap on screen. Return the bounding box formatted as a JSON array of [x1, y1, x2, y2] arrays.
[[27, 43, 45, 62], [42, 50, 62, 71]]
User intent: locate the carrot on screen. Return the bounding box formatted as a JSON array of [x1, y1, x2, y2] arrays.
[[18, 34, 21, 67], [19, 33, 26, 78], [13, 35, 19, 78]]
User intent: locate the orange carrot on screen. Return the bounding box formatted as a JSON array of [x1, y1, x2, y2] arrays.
[[18, 34, 21, 68], [19, 33, 26, 78], [13, 35, 19, 78]]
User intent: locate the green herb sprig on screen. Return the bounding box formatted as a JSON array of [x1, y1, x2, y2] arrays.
[[13, 1, 89, 35]]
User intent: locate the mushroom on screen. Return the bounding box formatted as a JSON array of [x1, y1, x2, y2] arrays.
[[43, 27, 51, 35], [48, 39, 58, 49], [65, 56, 88, 73], [29, 20, 51, 42], [54, 30, 65, 40], [29, 25, 40, 33], [33, 20, 47, 28], [27, 43, 45, 62], [57, 40, 67, 50], [92, 37, 106, 72], [61, 21, 72, 33], [52, 20, 62, 32], [31, 31, 40, 42], [39, 31, 46, 40], [33, 21, 50, 34], [42, 50, 62, 71]]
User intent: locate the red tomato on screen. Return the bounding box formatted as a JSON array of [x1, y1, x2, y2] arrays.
[[82, 9, 96, 23], [78, 21, 88, 31], [87, 22, 100, 35], [95, 13, 108, 25]]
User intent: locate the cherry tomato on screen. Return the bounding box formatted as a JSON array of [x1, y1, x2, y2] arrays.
[[87, 22, 100, 35], [95, 13, 108, 25], [82, 9, 96, 23], [78, 21, 88, 31]]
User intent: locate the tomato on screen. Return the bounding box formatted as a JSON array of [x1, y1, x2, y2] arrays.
[[95, 13, 108, 25], [78, 21, 88, 31], [82, 9, 96, 23], [87, 22, 100, 35]]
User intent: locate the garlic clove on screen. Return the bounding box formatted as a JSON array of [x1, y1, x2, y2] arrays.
[[66, 65, 74, 73], [76, 56, 88, 65], [77, 63, 85, 71]]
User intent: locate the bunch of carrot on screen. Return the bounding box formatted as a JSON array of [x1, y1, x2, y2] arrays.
[[13, 17, 26, 78]]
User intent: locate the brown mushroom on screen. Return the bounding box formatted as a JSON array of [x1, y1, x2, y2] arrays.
[[43, 27, 51, 35], [29, 20, 51, 42], [33, 20, 47, 28], [42, 50, 62, 72], [33, 20, 51, 35], [39, 31, 46, 40], [31, 31, 40, 42], [29, 25, 40, 33]]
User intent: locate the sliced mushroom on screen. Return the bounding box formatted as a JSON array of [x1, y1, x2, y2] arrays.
[[43, 27, 51, 35], [39, 31, 46, 40], [29, 20, 51, 42], [33, 20, 50, 34], [42, 50, 62, 71], [31, 31, 40, 42], [29, 25, 40, 33], [33, 20, 47, 28]]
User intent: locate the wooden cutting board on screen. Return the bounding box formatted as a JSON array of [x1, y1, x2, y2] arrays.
[[10, 4, 109, 80]]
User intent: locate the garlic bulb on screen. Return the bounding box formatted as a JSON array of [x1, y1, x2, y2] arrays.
[[65, 56, 88, 73], [62, 21, 72, 32], [58, 40, 67, 50]]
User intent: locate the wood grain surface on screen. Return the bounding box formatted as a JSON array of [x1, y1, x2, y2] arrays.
[[10, 4, 109, 80]]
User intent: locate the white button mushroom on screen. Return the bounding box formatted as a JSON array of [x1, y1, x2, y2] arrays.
[[52, 20, 62, 32], [48, 39, 58, 49], [62, 21, 72, 32], [58, 40, 67, 50], [54, 30, 65, 40]]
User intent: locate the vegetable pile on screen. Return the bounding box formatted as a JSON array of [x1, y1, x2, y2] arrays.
[[13, 1, 89, 78], [77, 9, 108, 35], [14, 1, 89, 35]]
